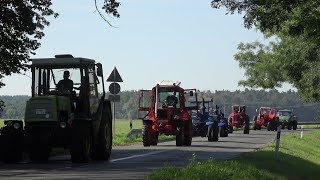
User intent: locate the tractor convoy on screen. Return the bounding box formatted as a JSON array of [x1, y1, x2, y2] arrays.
[[0, 55, 299, 164]]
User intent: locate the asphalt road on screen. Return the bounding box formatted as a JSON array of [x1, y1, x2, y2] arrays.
[[0, 129, 302, 180]]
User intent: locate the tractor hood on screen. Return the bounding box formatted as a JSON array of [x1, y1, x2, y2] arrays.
[[278, 115, 290, 122]]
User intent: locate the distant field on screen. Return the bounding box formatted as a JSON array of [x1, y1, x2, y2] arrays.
[[0, 119, 3, 128]]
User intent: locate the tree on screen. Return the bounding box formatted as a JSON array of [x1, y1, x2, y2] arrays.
[[0, 0, 120, 88], [211, 0, 320, 102]]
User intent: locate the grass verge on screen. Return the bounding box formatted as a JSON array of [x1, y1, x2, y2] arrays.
[[113, 119, 175, 146], [146, 130, 320, 180]]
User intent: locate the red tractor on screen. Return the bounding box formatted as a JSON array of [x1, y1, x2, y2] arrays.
[[138, 81, 198, 146], [253, 107, 278, 131], [228, 105, 250, 134]]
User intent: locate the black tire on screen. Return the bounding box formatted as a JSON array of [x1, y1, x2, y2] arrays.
[[267, 122, 271, 131], [176, 125, 184, 146], [151, 132, 159, 146], [281, 124, 285, 129], [228, 118, 233, 133], [183, 121, 192, 146], [243, 115, 250, 134], [208, 124, 219, 142], [142, 121, 152, 147], [253, 116, 257, 130], [2, 136, 23, 163], [71, 126, 92, 163], [228, 125, 233, 133], [293, 121, 297, 130], [288, 125, 292, 130], [91, 104, 112, 160], [219, 126, 228, 137]]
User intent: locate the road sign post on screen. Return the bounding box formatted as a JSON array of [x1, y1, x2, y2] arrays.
[[107, 67, 123, 138], [274, 126, 281, 158]]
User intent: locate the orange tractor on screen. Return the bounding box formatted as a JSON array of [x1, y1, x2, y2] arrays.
[[253, 107, 279, 131], [137, 81, 198, 146]]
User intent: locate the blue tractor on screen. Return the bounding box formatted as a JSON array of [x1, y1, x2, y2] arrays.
[[191, 98, 228, 142]]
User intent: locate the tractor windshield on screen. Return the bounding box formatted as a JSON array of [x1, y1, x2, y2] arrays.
[[158, 90, 180, 108], [33, 67, 82, 97]]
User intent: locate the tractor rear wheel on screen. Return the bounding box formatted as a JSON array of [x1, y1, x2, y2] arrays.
[[176, 124, 184, 146], [288, 124, 292, 130], [91, 105, 112, 160], [243, 115, 250, 134], [142, 121, 152, 147]]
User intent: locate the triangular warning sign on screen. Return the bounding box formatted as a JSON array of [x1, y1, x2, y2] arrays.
[[107, 67, 123, 82]]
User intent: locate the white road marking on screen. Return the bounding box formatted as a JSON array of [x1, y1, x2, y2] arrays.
[[110, 150, 171, 163]]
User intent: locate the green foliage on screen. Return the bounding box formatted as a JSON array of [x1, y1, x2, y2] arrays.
[[0, 1, 58, 88], [146, 131, 320, 180], [212, 0, 320, 102], [0, 0, 120, 88]]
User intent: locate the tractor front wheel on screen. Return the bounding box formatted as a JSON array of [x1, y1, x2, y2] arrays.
[[208, 124, 219, 142], [71, 127, 92, 163], [293, 121, 297, 130], [2, 135, 23, 163], [176, 124, 184, 146], [142, 121, 152, 147], [91, 105, 112, 160]]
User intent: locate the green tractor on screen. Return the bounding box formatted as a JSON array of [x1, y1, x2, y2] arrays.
[[277, 109, 298, 130], [1, 54, 113, 163]]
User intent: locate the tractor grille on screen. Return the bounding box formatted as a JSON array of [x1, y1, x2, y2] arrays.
[[26, 99, 54, 121]]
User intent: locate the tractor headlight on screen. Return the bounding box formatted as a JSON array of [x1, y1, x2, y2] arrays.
[[13, 122, 20, 129], [144, 116, 149, 120], [45, 114, 50, 119], [60, 122, 67, 129]]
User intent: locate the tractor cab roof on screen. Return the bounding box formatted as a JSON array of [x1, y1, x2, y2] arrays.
[[30, 54, 96, 68]]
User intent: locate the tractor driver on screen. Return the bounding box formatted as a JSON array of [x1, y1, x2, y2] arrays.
[[57, 70, 74, 92], [166, 91, 178, 108]]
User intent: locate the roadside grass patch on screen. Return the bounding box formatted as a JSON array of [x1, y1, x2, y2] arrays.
[[146, 130, 320, 180], [113, 119, 175, 146]]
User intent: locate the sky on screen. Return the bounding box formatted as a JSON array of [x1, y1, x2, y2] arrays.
[[0, 0, 295, 96]]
